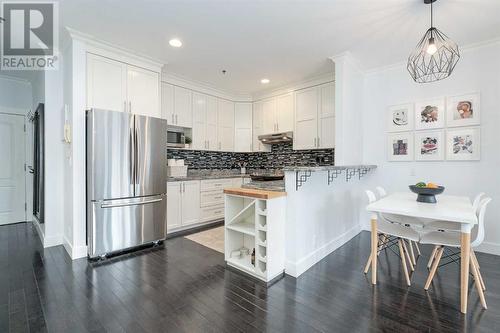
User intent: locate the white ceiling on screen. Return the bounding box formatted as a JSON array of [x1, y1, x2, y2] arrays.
[[60, 0, 500, 94]]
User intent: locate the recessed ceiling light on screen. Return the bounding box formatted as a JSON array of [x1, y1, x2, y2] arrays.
[[261, 78, 270, 84], [169, 38, 182, 48]]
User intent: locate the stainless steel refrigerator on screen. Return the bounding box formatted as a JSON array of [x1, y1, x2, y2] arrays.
[[86, 109, 167, 258]]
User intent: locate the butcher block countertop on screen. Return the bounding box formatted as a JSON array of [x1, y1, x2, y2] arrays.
[[224, 187, 287, 199]]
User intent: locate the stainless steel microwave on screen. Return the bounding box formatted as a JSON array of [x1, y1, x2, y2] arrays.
[[167, 129, 185, 148]]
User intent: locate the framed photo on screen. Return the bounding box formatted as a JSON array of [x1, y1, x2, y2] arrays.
[[387, 104, 414, 132], [388, 132, 414, 161], [446, 93, 480, 127], [415, 130, 444, 161], [446, 127, 480, 161], [415, 98, 445, 130]]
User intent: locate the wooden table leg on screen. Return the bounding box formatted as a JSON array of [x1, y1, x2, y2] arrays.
[[461, 232, 471, 314], [371, 218, 378, 285]]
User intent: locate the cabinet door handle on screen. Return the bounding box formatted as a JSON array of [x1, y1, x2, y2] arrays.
[[128, 101, 132, 113], [175, 114, 178, 124], [179, 184, 182, 194], [317, 137, 320, 148], [314, 137, 317, 147], [171, 114, 174, 124], [124, 101, 127, 113]]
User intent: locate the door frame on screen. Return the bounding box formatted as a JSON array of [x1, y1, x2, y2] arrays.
[[0, 108, 28, 224]]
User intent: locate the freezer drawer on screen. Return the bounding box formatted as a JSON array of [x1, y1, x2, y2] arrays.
[[88, 194, 166, 258]]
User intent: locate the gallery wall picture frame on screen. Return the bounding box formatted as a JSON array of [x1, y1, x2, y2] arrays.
[[414, 98, 446, 130], [446, 93, 480, 127], [388, 132, 414, 161], [387, 103, 414, 132], [446, 127, 481, 161], [415, 130, 444, 161]]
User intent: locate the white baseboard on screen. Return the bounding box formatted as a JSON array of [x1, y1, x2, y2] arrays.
[[475, 241, 500, 256], [285, 224, 362, 277], [63, 236, 88, 260], [33, 219, 45, 244], [43, 234, 63, 248]]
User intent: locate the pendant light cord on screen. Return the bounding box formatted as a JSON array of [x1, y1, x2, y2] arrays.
[[430, 1, 433, 28]]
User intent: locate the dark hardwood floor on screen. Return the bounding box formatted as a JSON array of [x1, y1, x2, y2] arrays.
[[1, 222, 500, 333]]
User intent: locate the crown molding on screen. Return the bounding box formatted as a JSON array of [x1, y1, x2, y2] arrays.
[[162, 71, 252, 102], [65, 27, 164, 70], [252, 71, 335, 101]]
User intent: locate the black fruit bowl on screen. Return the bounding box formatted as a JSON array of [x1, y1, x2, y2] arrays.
[[409, 185, 445, 203]]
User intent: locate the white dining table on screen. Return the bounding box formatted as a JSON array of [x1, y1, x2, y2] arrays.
[[366, 192, 478, 314]]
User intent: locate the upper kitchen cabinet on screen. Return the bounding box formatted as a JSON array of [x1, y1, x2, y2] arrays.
[[262, 98, 276, 134], [318, 82, 335, 149], [205, 96, 218, 151], [87, 53, 127, 112], [276, 93, 294, 132], [173, 86, 193, 128], [161, 82, 174, 122], [294, 82, 335, 150], [252, 101, 271, 152], [234, 103, 253, 152], [127, 65, 160, 117], [192, 92, 209, 150], [259, 93, 294, 135], [87, 53, 160, 117], [217, 99, 235, 151]]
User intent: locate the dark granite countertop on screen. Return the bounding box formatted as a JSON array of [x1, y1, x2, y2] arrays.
[[283, 165, 377, 172], [167, 170, 250, 182]]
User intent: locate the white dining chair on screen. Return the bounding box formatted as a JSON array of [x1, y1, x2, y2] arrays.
[[364, 189, 420, 286], [420, 197, 491, 309], [375, 186, 423, 264]]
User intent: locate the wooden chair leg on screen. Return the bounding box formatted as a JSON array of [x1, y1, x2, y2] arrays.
[[409, 241, 417, 265], [398, 239, 411, 286], [401, 240, 414, 271], [415, 242, 421, 256], [471, 250, 486, 291], [470, 257, 487, 309], [364, 253, 372, 274], [425, 246, 444, 290], [427, 245, 438, 269]]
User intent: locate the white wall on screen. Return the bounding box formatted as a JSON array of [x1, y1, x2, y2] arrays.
[[332, 53, 364, 165], [0, 76, 33, 111], [361, 41, 500, 255]]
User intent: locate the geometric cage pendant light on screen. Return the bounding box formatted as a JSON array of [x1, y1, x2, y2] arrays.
[[407, 0, 460, 83]]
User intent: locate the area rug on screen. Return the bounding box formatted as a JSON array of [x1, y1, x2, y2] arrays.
[[184, 226, 224, 253]]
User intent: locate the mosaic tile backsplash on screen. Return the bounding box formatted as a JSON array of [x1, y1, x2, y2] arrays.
[[167, 142, 334, 170]]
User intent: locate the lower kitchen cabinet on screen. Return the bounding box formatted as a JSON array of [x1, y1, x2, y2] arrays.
[[167, 177, 249, 233], [166, 180, 200, 231]]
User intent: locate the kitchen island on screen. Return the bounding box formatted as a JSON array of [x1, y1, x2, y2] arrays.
[[224, 164, 377, 281]]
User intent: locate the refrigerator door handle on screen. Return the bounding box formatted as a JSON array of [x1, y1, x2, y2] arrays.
[[129, 128, 134, 184], [134, 127, 139, 185], [100, 198, 163, 209]]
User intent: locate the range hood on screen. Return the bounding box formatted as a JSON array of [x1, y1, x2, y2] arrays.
[[258, 131, 293, 144]]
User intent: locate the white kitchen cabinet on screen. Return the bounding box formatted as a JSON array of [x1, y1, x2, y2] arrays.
[[192, 92, 208, 150], [174, 86, 193, 128], [206, 96, 218, 151], [252, 101, 270, 152], [87, 53, 160, 116], [167, 180, 200, 231], [127, 65, 160, 118], [276, 93, 294, 132], [87, 53, 127, 112], [166, 182, 182, 230], [217, 99, 235, 151], [181, 181, 201, 226], [294, 82, 335, 150], [161, 82, 174, 122], [294, 87, 319, 150], [234, 103, 253, 152], [318, 83, 335, 149], [262, 98, 276, 134]]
